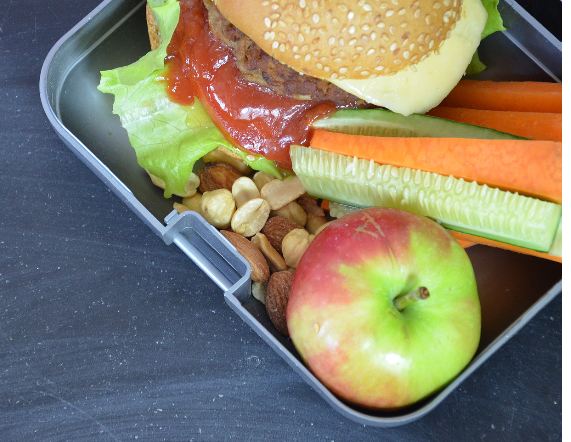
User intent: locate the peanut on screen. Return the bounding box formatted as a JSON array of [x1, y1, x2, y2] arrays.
[[260, 176, 306, 210], [230, 198, 271, 237], [251, 233, 288, 273], [147, 170, 199, 198], [232, 176, 261, 208], [253, 171, 275, 191], [202, 146, 253, 175], [181, 193, 203, 215], [270, 201, 307, 227], [201, 189, 236, 229]]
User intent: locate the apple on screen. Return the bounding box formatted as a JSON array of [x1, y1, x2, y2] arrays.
[[286, 208, 481, 410]]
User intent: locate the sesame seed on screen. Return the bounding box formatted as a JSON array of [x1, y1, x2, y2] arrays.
[[264, 17, 271, 27]]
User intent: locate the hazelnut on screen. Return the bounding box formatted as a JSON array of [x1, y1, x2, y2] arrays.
[[282, 228, 313, 268]]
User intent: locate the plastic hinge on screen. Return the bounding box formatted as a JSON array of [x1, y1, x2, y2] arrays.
[[162, 210, 251, 302]]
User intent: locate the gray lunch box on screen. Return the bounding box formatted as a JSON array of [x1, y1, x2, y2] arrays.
[[40, 0, 562, 426]]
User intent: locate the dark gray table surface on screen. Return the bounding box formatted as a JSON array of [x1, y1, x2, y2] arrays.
[[1, 0, 562, 440]]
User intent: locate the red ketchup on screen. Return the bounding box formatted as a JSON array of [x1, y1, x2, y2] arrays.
[[164, 0, 337, 170]]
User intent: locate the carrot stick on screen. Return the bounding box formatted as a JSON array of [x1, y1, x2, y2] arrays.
[[449, 230, 562, 263], [439, 80, 562, 113], [427, 107, 562, 142], [456, 238, 476, 249], [309, 130, 562, 204]]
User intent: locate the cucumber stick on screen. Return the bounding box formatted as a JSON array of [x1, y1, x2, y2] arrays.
[[291, 145, 561, 253], [313, 109, 525, 139]]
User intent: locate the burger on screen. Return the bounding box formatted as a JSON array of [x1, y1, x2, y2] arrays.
[[99, 0, 500, 198]]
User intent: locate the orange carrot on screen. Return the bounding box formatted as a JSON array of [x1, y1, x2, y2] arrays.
[[309, 130, 562, 204], [449, 230, 562, 263], [456, 238, 476, 249], [427, 107, 562, 142], [320, 199, 330, 211], [439, 80, 562, 113]]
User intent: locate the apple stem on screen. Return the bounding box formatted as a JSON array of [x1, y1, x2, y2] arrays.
[[393, 287, 430, 311]]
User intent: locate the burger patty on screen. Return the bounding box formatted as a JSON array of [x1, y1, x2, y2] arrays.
[[203, 0, 371, 108]]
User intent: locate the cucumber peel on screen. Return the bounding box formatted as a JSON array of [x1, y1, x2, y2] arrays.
[[313, 109, 526, 140], [291, 145, 561, 253]]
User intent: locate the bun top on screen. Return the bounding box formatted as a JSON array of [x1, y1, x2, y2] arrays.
[[213, 0, 464, 80]]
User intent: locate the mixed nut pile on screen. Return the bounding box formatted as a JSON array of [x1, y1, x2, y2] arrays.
[[156, 147, 332, 336]]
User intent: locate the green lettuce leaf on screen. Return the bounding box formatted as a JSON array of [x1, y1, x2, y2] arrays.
[[480, 0, 506, 40], [468, 0, 507, 75], [98, 0, 282, 198]]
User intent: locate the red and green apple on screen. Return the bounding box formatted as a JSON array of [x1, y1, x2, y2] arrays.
[[286, 208, 481, 410]]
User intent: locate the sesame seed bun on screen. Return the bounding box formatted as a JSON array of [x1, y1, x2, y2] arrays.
[[213, 0, 464, 80], [146, 3, 162, 51]]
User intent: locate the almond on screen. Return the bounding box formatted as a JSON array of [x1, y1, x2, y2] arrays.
[[261, 216, 299, 254], [198, 162, 243, 193], [265, 271, 294, 336], [297, 194, 325, 217], [220, 230, 270, 283]]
